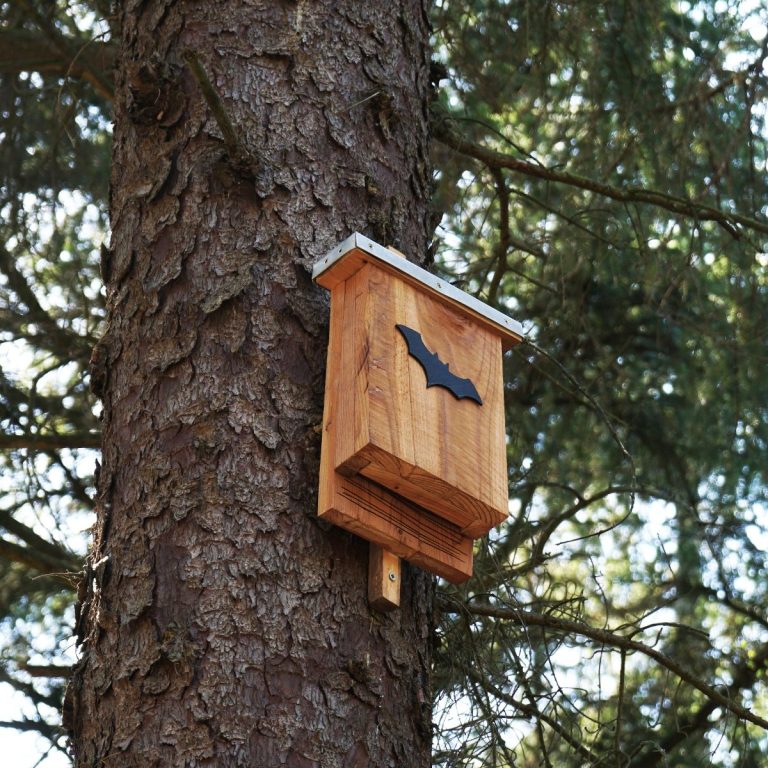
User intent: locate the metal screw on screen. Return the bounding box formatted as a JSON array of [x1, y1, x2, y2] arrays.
[[388, 570, 397, 582]]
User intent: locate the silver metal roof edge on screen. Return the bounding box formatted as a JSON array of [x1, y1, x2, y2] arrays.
[[313, 233, 525, 339]]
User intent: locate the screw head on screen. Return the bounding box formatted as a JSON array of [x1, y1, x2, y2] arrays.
[[388, 570, 397, 582]]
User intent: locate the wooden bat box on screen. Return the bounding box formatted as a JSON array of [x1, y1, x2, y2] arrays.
[[314, 234, 523, 583]]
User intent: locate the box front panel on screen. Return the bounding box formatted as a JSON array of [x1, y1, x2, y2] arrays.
[[335, 265, 508, 536]]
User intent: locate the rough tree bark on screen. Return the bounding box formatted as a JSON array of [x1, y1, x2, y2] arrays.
[[67, 2, 434, 766]]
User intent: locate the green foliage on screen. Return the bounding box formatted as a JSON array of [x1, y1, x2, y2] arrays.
[[0, 0, 110, 756], [431, 0, 768, 765]]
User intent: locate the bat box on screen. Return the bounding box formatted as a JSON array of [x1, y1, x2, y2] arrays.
[[314, 234, 523, 583]]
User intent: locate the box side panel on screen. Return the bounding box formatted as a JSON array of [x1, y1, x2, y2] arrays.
[[332, 265, 371, 475], [317, 278, 345, 521]]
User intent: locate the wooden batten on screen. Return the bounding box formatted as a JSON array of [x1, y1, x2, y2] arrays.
[[368, 544, 401, 611]]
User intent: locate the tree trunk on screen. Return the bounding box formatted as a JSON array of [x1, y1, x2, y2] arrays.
[[68, 2, 433, 765]]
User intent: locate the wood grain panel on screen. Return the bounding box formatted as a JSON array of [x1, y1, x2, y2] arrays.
[[320, 472, 473, 583], [334, 265, 509, 537], [318, 275, 473, 581]]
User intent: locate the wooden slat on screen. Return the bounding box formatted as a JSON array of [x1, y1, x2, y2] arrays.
[[368, 544, 401, 611], [320, 471, 473, 583]]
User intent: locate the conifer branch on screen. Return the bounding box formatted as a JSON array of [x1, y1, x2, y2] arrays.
[[439, 599, 768, 733], [0, 509, 81, 570], [14, 0, 114, 99], [18, 662, 73, 679], [433, 111, 768, 238], [0, 538, 80, 574], [0, 433, 101, 451]]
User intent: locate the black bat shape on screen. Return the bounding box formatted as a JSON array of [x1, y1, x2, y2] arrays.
[[395, 324, 483, 405]]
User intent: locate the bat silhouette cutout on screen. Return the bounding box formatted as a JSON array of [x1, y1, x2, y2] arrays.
[[395, 324, 483, 405]]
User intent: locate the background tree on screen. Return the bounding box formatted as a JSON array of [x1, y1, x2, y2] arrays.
[[0, 1, 109, 759], [430, 2, 768, 765], [1, 0, 767, 766]]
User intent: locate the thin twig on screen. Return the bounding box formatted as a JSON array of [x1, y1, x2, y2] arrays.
[[518, 338, 637, 516], [439, 599, 768, 732], [487, 168, 510, 305]]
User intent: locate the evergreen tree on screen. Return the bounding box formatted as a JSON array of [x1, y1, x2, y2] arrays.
[[1, 1, 766, 765]]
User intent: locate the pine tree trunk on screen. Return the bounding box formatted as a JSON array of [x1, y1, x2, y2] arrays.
[[68, 2, 433, 765]]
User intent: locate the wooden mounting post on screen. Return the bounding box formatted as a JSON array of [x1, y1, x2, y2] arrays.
[[368, 543, 400, 611], [362, 247, 404, 612], [364, 247, 405, 612]]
